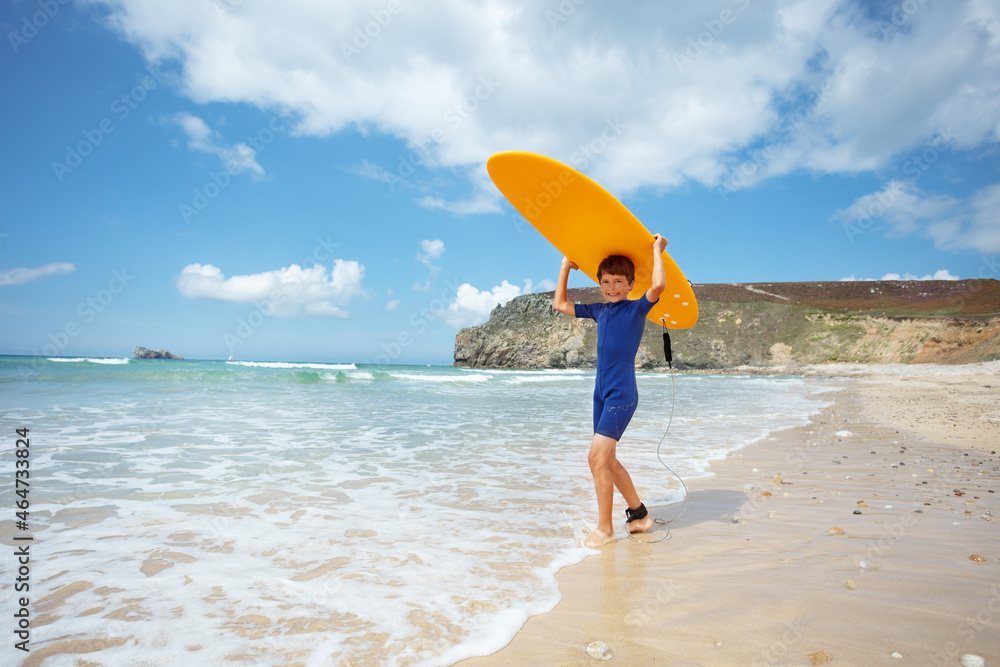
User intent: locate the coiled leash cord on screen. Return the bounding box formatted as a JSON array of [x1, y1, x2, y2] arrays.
[[625, 322, 690, 544]]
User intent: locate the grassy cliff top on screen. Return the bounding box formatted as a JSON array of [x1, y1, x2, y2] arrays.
[[565, 279, 1000, 320]]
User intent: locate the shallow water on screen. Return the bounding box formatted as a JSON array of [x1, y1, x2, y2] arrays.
[[0, 356, 836, 665]]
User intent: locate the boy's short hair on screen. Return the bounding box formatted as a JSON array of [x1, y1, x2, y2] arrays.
[[597, 255, 635, 283]]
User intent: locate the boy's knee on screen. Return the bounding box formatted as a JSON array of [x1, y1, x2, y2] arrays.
[[588, 449, 613, 470], [588, 434, 617, 469], [587, 450, 605, 469]]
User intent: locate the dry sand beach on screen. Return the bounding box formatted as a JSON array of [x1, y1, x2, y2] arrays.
[[460, 363, 999, 666]]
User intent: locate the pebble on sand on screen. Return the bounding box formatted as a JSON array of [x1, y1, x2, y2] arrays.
[[767, 510, 779, 519], [969, 554, 985, 563], [891, 652, 903, 659], [760, 491, 773, 497], [586, 641, 613, 661], [960, 655, 986, 667], [827, 527, 845, 536], [808, 649, 832, 664], [845, 579, 858, 590]]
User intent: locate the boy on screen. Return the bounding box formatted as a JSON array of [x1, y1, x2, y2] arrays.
[[553, 235, 668, 548]]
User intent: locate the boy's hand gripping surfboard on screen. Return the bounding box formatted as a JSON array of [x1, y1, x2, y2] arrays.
[[486, 151, 698, 329]]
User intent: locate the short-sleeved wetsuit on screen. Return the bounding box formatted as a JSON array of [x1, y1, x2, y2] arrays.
[[575, 295, 658, 441]]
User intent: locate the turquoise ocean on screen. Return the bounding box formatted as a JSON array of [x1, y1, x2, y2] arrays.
[[1, 356, 836, 665]]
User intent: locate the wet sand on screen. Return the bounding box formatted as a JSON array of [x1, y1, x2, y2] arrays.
[[458, 365, 999, 666]]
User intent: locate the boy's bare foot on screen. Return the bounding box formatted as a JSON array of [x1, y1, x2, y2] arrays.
[[626, 515, 653, 533], [584, 528, 616, 548]]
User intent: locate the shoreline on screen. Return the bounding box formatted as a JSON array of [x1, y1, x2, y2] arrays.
[[457, 364, 999, 666]]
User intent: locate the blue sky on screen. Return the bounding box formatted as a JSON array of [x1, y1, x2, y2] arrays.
[[1, 0, 998, 364]]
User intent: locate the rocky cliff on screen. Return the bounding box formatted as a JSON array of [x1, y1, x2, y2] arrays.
[[133, 346, 184, 360], [453, 280, 1000, 370]]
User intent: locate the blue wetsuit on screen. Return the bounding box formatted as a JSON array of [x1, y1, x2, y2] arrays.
[[575, 295, 658, 441]]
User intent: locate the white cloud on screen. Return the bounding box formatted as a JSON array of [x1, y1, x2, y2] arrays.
[[171, 112, 265, 177], [439, 280, 522, 328], [840, 270, 960, 281], [522, 278, 556, 293], [176, 261, 365, 317], [385, 298, 401, 311], [413, 239, 446, 291], [833, 180, 955, 227], [416, 239, 445, 268], [84, 0, 1000, 206], [0, 262, 75, 287], [351, 159, 408, 190], [835, 180, 1000, 253], [436, 277, 552, 327], [965, 182, 1000, 254]]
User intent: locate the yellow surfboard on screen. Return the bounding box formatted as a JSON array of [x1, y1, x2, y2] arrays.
[[487, 151, 698, 329]]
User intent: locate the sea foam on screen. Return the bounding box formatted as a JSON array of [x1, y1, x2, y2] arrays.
[[2, 358, 835, 665], [47, 356, 130, 364]]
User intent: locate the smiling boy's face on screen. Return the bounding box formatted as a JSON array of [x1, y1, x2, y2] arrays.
[[599, 273, 633, 303]]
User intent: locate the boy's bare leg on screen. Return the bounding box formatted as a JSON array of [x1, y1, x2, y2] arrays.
[[585, 434, 619, 548], [611, 459, 653, 533]]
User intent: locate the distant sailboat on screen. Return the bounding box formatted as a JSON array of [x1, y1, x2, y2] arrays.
[[228, 355, 234, 361]]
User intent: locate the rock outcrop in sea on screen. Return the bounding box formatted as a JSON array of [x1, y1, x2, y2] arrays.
[[454, 280, 1000, 371], [133, 346, 183, 360]]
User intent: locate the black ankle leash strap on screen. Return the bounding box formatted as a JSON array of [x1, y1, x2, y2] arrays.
[[625, 503, 647, 523]]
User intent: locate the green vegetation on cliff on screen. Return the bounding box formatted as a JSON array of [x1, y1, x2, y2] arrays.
[[454, 280, 1000, 370]]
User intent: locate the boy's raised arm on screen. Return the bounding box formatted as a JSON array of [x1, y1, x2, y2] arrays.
[[553, 257, 577, 316], [645, 234, 667, 303]]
